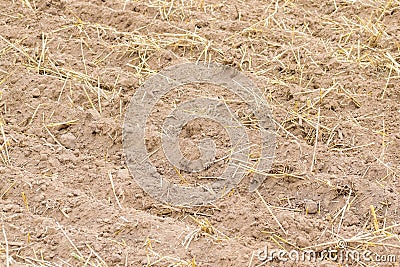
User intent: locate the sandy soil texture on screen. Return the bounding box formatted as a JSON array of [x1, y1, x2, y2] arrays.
[[1, 0, 400, 266]]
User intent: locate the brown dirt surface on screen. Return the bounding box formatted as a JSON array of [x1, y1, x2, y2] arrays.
[[1, 0, 400, 266]]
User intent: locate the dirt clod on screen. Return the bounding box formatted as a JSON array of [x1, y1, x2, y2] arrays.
[[60, 132, 77, 149], [31, 88, 41, 98], [305, 200, 319, 214]]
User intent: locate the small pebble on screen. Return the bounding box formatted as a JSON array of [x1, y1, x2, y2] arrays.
[[32, 88, 41, 98], [40, 153, 48, 161]]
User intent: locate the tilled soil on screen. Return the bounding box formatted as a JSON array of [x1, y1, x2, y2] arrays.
[[0, 0, 399, 266]]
